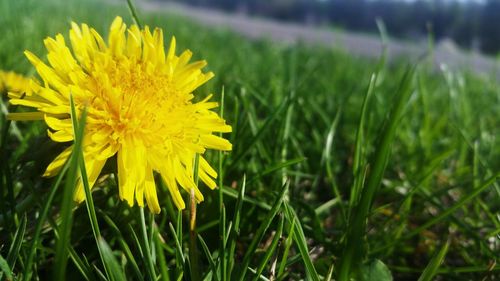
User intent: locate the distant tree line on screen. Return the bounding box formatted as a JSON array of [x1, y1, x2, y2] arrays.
[[166, 0, 500, 55]]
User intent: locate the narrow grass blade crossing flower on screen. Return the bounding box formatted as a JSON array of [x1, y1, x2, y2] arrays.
[[7, 16, 232, 213]]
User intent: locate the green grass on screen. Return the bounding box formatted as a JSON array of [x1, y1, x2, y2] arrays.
[[1, 0, 499, 280]]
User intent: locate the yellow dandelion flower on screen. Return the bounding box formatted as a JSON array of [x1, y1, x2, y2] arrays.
[[7, 16, 232, 213], [0, 70, 33, 95]]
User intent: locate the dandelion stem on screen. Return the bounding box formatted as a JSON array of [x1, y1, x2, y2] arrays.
[[189, 154, 201, 281]]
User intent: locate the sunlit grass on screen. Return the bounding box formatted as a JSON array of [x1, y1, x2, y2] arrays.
[[0, 0, 499, 280]]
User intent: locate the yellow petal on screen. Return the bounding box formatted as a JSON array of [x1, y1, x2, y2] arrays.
[[167, 36, 176, 61], [74, 156, 106, 203], [118, 148, 135, 206], [160, 160, 186, 210], [199, 156, 217, 178], [144, 167, 160, 214], [199, 169, 217, 190], [47, 129, 73, 142], [199, 134, 232, 151], [44, 146, 73, 177]]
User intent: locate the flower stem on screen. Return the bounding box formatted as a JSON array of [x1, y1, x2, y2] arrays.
[[189, 154, 200, 281]]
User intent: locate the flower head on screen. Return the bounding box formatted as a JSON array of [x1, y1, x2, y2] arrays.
[[0, 70, 32, 95], [8, 16, 232, 213]]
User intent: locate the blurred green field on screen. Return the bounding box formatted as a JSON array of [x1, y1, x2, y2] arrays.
[[0, 0, 499, 280]]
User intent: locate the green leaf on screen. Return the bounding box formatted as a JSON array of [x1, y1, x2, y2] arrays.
[[359, 259, 393, 281]]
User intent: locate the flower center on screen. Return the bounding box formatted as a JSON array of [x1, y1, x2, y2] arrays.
[[86, 58, 190, 148]]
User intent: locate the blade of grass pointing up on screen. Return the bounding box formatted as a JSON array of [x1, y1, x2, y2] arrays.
[[70, 95, 114, 280], [218, 87, 227, 281], [6, 214, 26, 272], [350, 73, 378, 211], [283, 203, 320, 281], [338, 67, 415, 281], [198, 234, 219, 281], [101, 213, 144, 281], [126, 0, 142, 28], [236, 181, 289, 281], [22, 155, 72, 281], [227, 175, 246, 279], [0, 255, 12, 281], [155, 226, 171, 281], [418, 239, 450, 281], [98, 237, 127, 281], [140, 208, 157, 281], [54, 95, 87, 281], [250, 214, 284, 281], [228, 95, 290, 172]]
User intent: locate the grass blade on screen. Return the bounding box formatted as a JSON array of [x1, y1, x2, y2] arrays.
[[250, 214, 284, 281], [169, 221, 185, 271], [247, 157, 306, 184], [68, 247, 96, 281], [70, 95, 113, 280], [155, 226, 171, 281], [97, 237, 127, 281], [283, 203, 320, 281], [125, 0, 142, 28], [404, 174, 499, 241], [229, 96, 290, 171], [350, 73, 378, 210], [218, 87, 227, 281], [22, 157, 71, 281], [418, 239, 450, 281], [101, 213, 144, 281], [140, 207, 157, 280], [198, 234, 219, 281], [276, 217, 295, 280], [227, 175, 246, 279], [54, 95, 87, 281], [338, 67, 415, 281], [6, 214, 26, 270], [236, 181, 288, 281], [0, 254, 12, 281]]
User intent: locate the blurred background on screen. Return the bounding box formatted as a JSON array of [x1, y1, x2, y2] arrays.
[[145, 0, 500, 76], [161, 0, 496, 53]]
